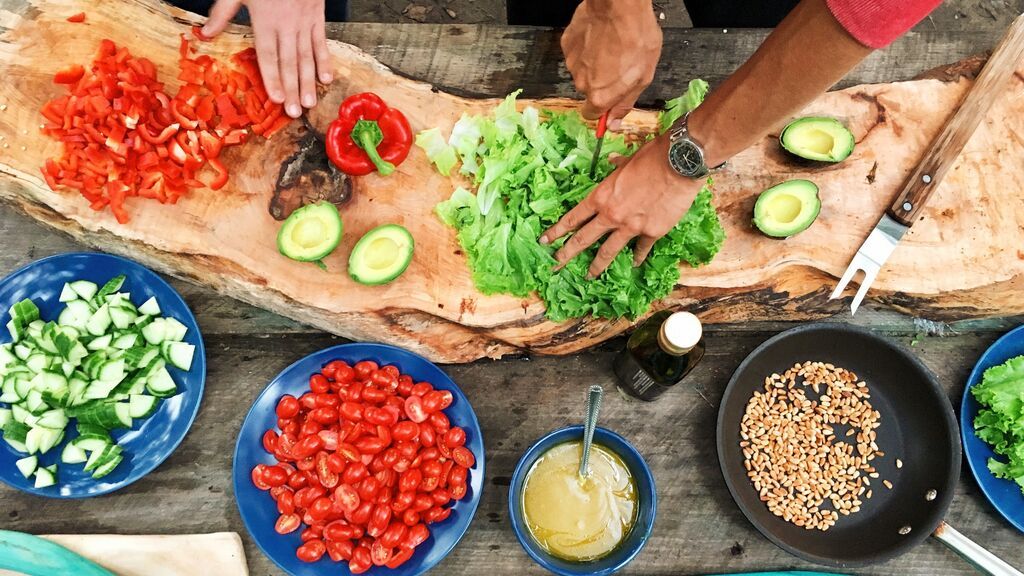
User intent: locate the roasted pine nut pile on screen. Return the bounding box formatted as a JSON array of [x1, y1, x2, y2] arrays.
[[740, 361, 894, 531]]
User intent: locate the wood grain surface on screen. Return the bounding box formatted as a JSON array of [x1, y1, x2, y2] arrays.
[[1, 0, 1024, 362], [1, 0, 1023, 572]]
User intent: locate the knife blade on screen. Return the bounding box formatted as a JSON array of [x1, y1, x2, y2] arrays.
[[588, 112, 609, 179], [830, 13, 1024, 314]]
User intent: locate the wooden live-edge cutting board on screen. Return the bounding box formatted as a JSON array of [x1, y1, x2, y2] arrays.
[[1, 0, 1022, 362]]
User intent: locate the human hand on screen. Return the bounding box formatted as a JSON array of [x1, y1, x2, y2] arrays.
[[561, 0, 662, 129], [540, 135, 702, 278], [202, 0, 333, 119]]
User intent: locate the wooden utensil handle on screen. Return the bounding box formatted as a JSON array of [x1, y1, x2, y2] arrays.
[[888, 13, 1024, 227]]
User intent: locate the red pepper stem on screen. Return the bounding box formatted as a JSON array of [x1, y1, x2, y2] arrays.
[[352, 119, 395, 176]]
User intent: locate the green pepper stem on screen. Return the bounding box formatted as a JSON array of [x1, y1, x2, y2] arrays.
[[352, 119, 395, 176]]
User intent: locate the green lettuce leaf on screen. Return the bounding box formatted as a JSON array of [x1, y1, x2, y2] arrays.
[[415, 128, 458, 176], [972, 355, 1024, 494], [429, 84, 725, 321], [657, 79, 710, 133]]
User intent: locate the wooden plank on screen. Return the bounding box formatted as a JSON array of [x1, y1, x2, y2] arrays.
[[329, 23, 1007, 99], [0, 331, 1020, 574]]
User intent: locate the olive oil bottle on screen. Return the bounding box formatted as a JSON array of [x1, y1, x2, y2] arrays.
[[613, 311, 705, 401]]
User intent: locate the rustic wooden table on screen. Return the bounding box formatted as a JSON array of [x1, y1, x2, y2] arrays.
[[2, 11, 1024, 576]]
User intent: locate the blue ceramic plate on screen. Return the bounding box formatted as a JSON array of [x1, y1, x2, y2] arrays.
[[233, 343, 484, 576], [961, 323, 1024, 533], [0, 252, 206, 498]]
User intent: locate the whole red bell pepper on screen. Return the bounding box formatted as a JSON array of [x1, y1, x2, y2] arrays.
[[325, 92, 412, 176]]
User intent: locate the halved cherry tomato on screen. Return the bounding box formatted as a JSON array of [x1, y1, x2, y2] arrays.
[[327, 540, 354, 562], [404, 396, 428, 423], [386, 546, 414, 568], [275, 513, 301, 534], [350, 545, 372, 574], [354, 361, 377, 380], [410, 383, 433, 397], [405, 523, 429, 548], [262, 429, 279, 453], [452, 447, 476, 469]]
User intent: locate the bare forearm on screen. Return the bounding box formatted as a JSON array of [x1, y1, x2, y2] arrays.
[[688, 0, 873, 167]]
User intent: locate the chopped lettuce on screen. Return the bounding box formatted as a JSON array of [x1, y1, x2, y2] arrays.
[[415, 128, 458, 176], [427, 81, 724, 321], [658, 79, 710, 133], [972, 355, 1024, 494]]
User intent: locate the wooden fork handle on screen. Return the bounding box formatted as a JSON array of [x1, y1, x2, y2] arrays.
[[887, 13, 1024, 227]]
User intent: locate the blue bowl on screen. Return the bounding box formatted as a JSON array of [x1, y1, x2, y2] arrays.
[[961, 323, 1024, 533], [508, 426, 656, 576], [233, 343, 484, 576], [0, 252, 206, 498]]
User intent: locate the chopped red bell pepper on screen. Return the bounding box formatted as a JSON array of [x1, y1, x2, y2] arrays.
[[67, 12, 86, 23], [39, 34, 290, 222], [325, 92, 412, 176], [53, 65, 85, 85]]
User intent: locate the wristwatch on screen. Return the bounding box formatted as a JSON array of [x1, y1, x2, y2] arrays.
[[667, 112, 722, 179]]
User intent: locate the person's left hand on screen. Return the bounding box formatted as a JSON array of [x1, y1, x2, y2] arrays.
[[540, 134, 702, 278]]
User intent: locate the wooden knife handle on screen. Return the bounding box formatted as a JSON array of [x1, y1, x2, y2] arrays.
[[887, 13, 1024, 227]]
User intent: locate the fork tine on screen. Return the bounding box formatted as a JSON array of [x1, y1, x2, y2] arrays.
[[849, 265, 879, 315], [830, 260, 862, 301]]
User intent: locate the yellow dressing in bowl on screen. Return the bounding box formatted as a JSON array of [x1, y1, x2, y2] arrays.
[[522, 441, 638, 562]]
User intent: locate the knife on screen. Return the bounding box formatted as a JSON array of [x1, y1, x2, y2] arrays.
[[830, 13, 1024, 314], [588, 111, 610, 179]]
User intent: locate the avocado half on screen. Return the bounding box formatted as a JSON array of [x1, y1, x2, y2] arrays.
[[753, 179, 821, 238], [348, 224, 415, 285], [780, 117, 854, 163], [277, 201, 343, 262]]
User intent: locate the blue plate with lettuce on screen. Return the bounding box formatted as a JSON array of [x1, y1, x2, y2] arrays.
[[961, 324, 1024, 533]]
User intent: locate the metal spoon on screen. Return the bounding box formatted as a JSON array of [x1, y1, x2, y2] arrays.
[[578, 385, 604, 478]]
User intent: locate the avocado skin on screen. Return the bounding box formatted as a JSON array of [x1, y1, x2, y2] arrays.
[[780, 117, 855, 163], [276, 201, 344, 262], [752, 179, 821, 239], [348, 224, 415, 286]]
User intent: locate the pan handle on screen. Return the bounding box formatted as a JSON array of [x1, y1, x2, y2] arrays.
[[934, 523, 1024, 576]]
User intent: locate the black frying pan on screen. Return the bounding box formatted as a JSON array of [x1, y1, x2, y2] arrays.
[[717, 323, 1022, 574]]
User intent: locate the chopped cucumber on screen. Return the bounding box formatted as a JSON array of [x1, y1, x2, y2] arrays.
[[90, 452, 123, 479], [163, 318, 188, 342], [109, 306, 137, 330], [137, 297, 160, 316], [112, 333, 138, 350], [128, 394, 158, 418], [86, 334, 112, 351], [61, 442, 88, 464], [162, 342, 195, 371], [141, 318, 166, 345], [146, 366, 177, 398], [69, 280, 98, 301], [33, 465, 56, 488], [94, 276, 126, 302], [57, 300, 92, 330], [85, 304, 112, 336], [15, 455, 37, 478], [58, 283, 78, 303], [73, 436, 109, 452], [0, 408, 10, 428]]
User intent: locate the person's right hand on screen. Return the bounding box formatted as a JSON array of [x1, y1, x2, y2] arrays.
[[561, 0, 662, 128], [202, 0, 334, 119]]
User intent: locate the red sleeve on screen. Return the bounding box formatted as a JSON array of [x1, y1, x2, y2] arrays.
[[826, 0, 942, 48]]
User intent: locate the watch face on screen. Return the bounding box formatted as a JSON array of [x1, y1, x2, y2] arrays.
[[669, 139, 706, 178]]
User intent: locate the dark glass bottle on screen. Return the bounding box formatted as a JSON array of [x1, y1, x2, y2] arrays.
[[613, 310, 705, 401]]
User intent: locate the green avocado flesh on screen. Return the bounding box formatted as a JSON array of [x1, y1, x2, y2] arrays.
[[780, 117, 854, 163], [753, 179, 821, 238], [277, 202, 343, 262], [349, 224, 415, 285]]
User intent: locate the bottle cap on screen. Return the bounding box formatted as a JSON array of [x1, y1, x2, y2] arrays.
[[658, 312, 702, 355]]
